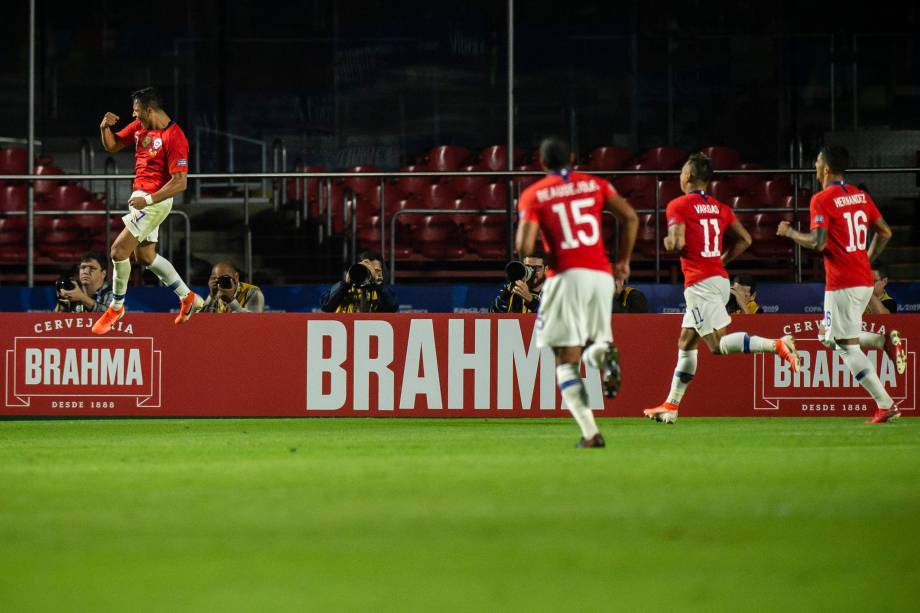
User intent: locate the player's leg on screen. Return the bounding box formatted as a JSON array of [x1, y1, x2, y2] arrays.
[[823, 324, 906, 376], [92, 227, 138, 335], [644, 327, 698, 423], [828, 288, 899, 423], [580, 272, 620, 398], [713, 328, 799, 371], [135, 240, 202, 324], [555, 346, 604, 448]]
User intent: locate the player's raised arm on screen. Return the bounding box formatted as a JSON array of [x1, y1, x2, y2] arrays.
[[604, 192, 638, 272], [99, 112, 126, 153], [721, 219, 752, 265], [866, 216, 892, 263], [777, 220, 826, 252]]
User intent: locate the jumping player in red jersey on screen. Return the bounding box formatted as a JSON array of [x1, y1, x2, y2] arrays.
[[644, 153, 799, 424], [778, 145, 904, 424], [92, 87, 203, 335], [516, 137, 638, 447]]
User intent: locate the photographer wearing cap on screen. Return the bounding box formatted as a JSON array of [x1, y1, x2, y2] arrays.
[[489, 253, 546, 314], [201, 261, 265, 313], [320, 251, 398, 313], [55, 251, 113, 313]]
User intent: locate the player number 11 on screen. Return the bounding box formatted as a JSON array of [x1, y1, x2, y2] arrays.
[[699, 218, 721, 257]]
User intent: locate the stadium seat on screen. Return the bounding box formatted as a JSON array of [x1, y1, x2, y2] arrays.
[[732, 195, 765, 210], [614, 164, 656, 198], [750, 177, 793, 205], [419, 183, 459, 210], [658, 179, 683, 205], [390, 196, 425, 227], [363, 184, 407, 220], [587, 146, 633, 171], [639, 146, 687, 170], [415, 216, 465, 259], [453, 165, 490, 197], [447, 195, 482, 227], [341, 165, 381, 200], [49, 184, 93, 211], [0, 215, 26, 235], [635, 213, 662, 257], [512, 164, 541, 190], [33, 164, 64, 198], [395, 165, 433, 198], [749, 213, 793, 257], [0, 147, 28, 174], [71, 200, 107, 231], [465, 215, 509, 258], [479, 146, 527, 171], [426, 146, 472, 172], [477, 182, 509, 210], [699, 146, 742, 170], [0, 184, 27, 211], [732, 163, 766, 193], [708, 180, 739, 204]]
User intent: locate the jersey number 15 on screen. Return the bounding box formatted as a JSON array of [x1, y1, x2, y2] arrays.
[[551, 198, 599, 250]]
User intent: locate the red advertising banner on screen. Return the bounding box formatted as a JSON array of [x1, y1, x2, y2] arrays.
[[0, 313, 914, 418]]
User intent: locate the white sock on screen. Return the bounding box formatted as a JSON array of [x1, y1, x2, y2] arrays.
[[110, 258, 131, 309], [719, 332, 775, 354], [858, 332, 885, 350], [147, 254, 191, 298], [840, 345, 893, 410], [666, 349, 697, 405], [556, 363, 599, 439], [583, 340, 609, 370]]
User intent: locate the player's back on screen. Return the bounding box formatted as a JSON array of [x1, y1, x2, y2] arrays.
[[810, 182, 879, 290], [665, 191, 736, 287], [518, 171, 614, 277]]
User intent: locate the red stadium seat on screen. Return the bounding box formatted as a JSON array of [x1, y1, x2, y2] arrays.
[[415, 216, 465, 259], [512, 164, 541, 190], [447, 195, 482, 227], [426, 146, 472, 172], [49, 184, 93, 211], [36, 217, 79, 235], [732, 195, 765, 210], [0, 148, 28, 174], [395, 165, 433, 197], [699, 146, 742, 170], [72, 200, 107, 231], [390, 196, 425, 227], [708, 180, 739, 204], [634, 213, 663, 257], [419, 183, 459, 210], [614, 164, 656, 198], [342, 166, 381, 200], [0, 184, 27, 211], [466, 215, 509, 257], [363, 184, 407, 219], [658, 179, 683, 205], [33, 165, 64, 198], [733, 163, 766, 193], [0, 215, 26, 234], [479, 146, 527, 171], [477, 182, 509, 210], [587, 146, 633, 171], [639, 146, 687, 170], [750, 177, 793, 205], [749, 213, 794, 257], [453, 165, 490, 197]]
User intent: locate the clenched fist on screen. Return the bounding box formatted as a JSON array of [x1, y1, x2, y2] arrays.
[[100, 112, 120, 130], [776, 220, 792, 237]]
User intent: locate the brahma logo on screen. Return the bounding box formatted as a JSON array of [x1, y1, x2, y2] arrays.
[[5, 336, 162, 409], [754, 336, 914, 413]]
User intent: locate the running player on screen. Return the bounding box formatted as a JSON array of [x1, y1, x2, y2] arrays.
[[93, 87, 203, 335], [516, 137, 639, 447], [777, 145, 905, 424], [644, 153, 799, 424]]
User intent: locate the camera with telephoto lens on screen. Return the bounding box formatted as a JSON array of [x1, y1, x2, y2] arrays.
[[217, 275, 234, 290], [505, 261, 534, 285], [347, 262, 374, 287], [55, 277, 82, 312], [56, 277, 77, 292]]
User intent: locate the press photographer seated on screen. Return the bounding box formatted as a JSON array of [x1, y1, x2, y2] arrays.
[[201, 261, 265, 313], [489, 253, 546, 314], [320, 251, 398, 313], [54, 251, 113, 313]]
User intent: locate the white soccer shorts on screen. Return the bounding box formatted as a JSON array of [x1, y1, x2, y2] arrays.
[[535, 268, 614, 348], [681, 275, 732, 337], [121, 190, 173, 243], [822, 286, 872, 343]]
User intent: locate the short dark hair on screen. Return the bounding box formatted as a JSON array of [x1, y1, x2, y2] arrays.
[[358, 250, 382, 263], [131, 86, 164, 110], [818, 145, 850, 174], [523, 249, 546, 263], [539, 137, 571, 171], [214, 260, 239, 274], [685, 153, 713, 184], [80, 251, 106, 269], [732, 273, 757, 292]]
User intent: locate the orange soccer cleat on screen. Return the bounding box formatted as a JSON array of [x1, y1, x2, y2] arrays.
[[885, 330, 907, 376], [865, 407, 901, 424], [775, 335, 800, 373], [174, 292, 204, 325], [643, 402, 679, 424], [91, 305, 126, 335]]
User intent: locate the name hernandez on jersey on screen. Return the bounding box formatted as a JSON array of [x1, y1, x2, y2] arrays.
[[666, 192, 736, 288], [519, 172, 615, 277], [810, 182, 880, 291]]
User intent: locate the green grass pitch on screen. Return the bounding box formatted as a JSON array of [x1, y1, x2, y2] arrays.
[[1, 417, 918, 612]]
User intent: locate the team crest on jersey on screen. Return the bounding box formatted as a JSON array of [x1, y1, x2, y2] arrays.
[[153, 138, 162, 150], [142, 135, 152, 148]]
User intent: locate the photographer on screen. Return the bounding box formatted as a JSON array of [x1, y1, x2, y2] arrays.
[[489, 253, 545, 314], [55, 252, 113, 312], [612, 276, 648, 313], [867, 268, 897, 314], [201, 261, 265, 313], [725, 273, 764, 314], [320, 251, 398, 313]]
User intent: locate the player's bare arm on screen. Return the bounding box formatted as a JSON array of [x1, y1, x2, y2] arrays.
[[99, 112, 126, 153], [866, 217, 892, 263], [514, 219, 540, 258], [776, 221, 827, 252], [663, 223, 685, 253], [721, 219, 752, 265], [127, 171, 188, 209], [604, 193, 638, 272]]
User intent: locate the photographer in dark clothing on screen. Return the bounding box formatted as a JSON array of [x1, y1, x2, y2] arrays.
[[489, 253, 546, 314], [54, 251, 112, 313], [321, 251, 399, 313]]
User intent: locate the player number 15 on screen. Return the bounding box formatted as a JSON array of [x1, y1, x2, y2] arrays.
[[552, 198, 599, 250]]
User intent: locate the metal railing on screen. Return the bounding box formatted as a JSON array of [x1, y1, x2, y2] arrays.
[[3, 167, 917, 286]]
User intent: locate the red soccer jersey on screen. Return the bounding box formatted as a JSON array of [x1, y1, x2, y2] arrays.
[[666, 191, 736, 288], [518, 171, 615, 277], [810, 181, 879, 291], [115, 119, 190, 193]]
